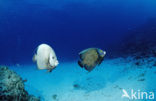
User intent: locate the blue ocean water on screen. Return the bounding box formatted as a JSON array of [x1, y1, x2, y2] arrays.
[[0, 0, 156, 101], [0, 0, 156, 64]]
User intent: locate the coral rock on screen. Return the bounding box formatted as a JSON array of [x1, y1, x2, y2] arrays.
[[0, 66, 40, 101]]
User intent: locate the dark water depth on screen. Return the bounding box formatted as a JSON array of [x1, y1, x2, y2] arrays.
[[0, 0, 156, 64]]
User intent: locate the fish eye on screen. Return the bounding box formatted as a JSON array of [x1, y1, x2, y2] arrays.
[[52, 56, 55, 59]]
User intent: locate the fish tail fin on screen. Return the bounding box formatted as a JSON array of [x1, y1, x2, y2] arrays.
[[32, 54, 37, 62], [78, 60, 83, 68]]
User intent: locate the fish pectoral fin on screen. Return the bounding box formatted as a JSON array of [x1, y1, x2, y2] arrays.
[[78, 60, 83, 68]]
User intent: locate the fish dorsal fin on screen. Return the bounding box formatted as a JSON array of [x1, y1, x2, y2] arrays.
[[79, 49, 88, 55], [79, 48, 97, 55]]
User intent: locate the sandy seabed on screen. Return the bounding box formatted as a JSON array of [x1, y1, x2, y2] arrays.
[[10, 57, 156, 101]]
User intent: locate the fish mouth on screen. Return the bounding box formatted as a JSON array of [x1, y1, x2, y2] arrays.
[[101, 51, 106, 57], [50, 61, 59, 68]]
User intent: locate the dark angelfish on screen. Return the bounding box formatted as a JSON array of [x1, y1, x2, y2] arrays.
[[78, 48, 106, 72]]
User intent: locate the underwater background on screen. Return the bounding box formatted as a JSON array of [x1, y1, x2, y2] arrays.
[[0, 0, 156, 101], [1, 0, 156, 64]]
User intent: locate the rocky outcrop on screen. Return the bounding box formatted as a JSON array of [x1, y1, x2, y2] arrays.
[[0, 66, 40, 101]]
